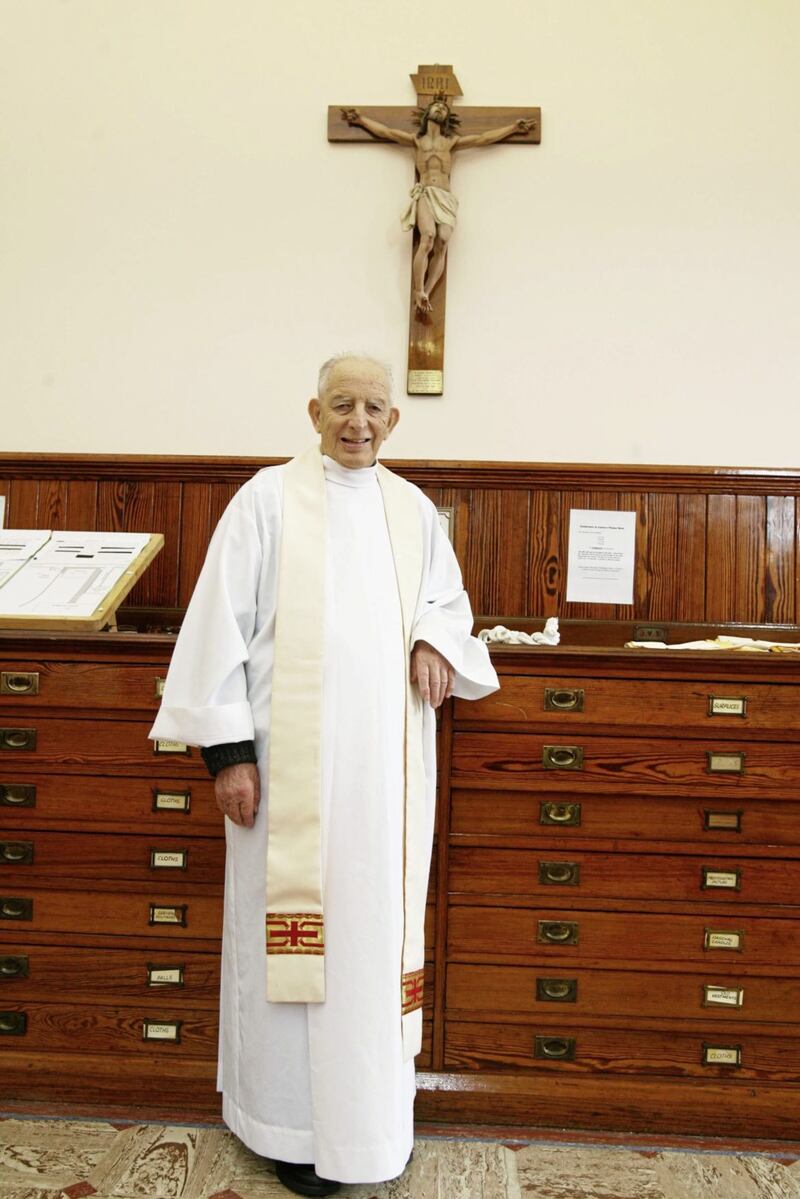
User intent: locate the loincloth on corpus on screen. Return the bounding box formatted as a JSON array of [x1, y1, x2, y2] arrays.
[[401, 184, 459, 232]]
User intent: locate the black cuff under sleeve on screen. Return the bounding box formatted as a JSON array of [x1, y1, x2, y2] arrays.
[[201, 740, 257, 778]]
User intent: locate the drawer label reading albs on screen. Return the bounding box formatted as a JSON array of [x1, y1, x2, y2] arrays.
[[142, 1020, 182, 1042], [708, 696, 747, 717], [704, 929, 743, 951], [150, 850, 187, 870], [147, 965, 184, 986], [703, 1044, 741, 1066], [704, 985, 743, 1007], [153, 790, 190, 812]]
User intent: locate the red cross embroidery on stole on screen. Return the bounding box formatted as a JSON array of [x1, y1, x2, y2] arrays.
[[401, 967, 425, 1015], [266, 912, 325, 955]]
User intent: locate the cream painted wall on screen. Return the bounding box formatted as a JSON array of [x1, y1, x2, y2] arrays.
[[2, 0, 799, 465]]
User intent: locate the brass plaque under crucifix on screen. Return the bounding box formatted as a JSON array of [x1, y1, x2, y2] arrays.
[[329, 65, 540, 395]]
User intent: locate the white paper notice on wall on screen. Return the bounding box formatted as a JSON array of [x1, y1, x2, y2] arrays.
[[566, 509, 636, 606]]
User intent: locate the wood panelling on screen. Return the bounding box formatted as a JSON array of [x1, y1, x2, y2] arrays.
[[2, 456, 800, 627]]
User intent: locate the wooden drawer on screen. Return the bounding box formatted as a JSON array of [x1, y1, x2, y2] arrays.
[[448, 847, 798, 905], [0, 661, 166, 712], [455, 675, 800, 734], [451, 789, 800, 847], [444, 1020, 800, 1081], [0, 774, 221, 835], [0, 831, 224, 885], [0, 1000, 217, 1057], [448, 905, 800, 967], [452, 732, 800, 798], [0, 717, 203, 774], [0, 944, 220, 1005], [0, 888, 222, 940], [446, 963, 800, 1025]]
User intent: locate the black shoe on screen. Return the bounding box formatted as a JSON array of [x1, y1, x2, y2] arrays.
[[274, 1160, 341, 1197]]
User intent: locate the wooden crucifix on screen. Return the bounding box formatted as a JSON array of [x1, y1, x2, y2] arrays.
[[328, 64, 540, 395]]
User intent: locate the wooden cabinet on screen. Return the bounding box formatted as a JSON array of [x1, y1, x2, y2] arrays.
[[418, 643, 800, 1140], [0, 632, 223, 1115], [4, 629, 800, 1139]]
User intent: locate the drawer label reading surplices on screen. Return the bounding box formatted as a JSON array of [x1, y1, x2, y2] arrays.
[[708, 696, 747, 717]]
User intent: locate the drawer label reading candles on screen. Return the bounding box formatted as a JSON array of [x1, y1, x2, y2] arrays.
[[150, 850, 187, 870], [703, 1044, 741, 1066], [147, 965, 184, 986], [704, 930, 743, 951], [703, 985, 743, 1007], [702, 868, 741, 890], [142, 1020, 182, 1042], [708, 696, 747, 717], [153, 791, 190, 813], [149, 904, 187, 926]]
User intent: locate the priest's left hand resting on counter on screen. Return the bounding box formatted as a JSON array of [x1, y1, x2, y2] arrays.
[[149, 353, 498, 1198]]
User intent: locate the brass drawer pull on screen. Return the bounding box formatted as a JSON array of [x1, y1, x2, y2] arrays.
[[536, 977, 577, 1002], [0, 729, 37, 752], [544, 688, 584, 712], [539, 861, 580, 886], [540, 802, 581, 826], [0, 672, 39, 696], [0, 955, 29, 979], [0, 784, 36, 807], [543, 745, 584, 770], [537, 920, 579, 945], [0, 897, 32, 920], [0, 841, 33, 865], [534, 1035, 575, 1061], [0, 1011, 27, 1035]]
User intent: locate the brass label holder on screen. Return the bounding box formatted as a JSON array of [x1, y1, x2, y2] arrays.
[[152, 789, 191, 813]]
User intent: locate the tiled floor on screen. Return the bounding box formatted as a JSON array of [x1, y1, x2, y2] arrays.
[[1, 1117, 799, 1199]]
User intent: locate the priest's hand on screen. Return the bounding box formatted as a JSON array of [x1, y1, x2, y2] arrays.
[[411, 641, 455, 708], [215, 762, 260, 828]]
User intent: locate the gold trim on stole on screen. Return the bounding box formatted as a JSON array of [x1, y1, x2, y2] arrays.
[[401, 967, 425, 1015], [267, 912, 325, 956]]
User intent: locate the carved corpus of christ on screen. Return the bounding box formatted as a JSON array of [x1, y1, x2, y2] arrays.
[[329, 65, 541, 395]]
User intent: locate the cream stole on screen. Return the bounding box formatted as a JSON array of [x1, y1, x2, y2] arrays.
[[266, 447, 427, 1059]]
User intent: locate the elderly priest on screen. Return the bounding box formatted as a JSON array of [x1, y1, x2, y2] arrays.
[[150, 354, 498, 1197]]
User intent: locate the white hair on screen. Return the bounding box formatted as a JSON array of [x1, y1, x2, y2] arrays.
[[317, 353, 394, 405]]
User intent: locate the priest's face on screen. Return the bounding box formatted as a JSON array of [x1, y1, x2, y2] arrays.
[[308, 359, 399, 469]]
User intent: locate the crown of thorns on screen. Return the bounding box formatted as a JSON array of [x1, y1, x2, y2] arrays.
[[414, 93, 461, 133]]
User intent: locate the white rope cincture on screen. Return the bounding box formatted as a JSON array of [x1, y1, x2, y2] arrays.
[[478, 617, 560, 647]]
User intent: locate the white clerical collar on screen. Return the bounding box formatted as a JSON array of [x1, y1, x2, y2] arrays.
[[322, 453, 378, 488]]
